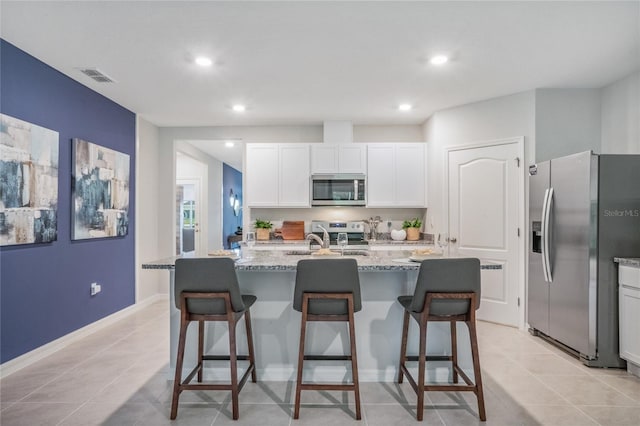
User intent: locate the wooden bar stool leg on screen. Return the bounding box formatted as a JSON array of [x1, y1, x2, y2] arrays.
[[171, 317, 189, 420], [347, 295, 361, 420], [417, 321, 427, 422], [294, 295, 309, 420], [468, 318, 486, 421], [229, 317, 240, 421], [197, 320, 204, 382], [398, 310, 410, 383], [451, 320, 458, 384], [244, 309, 258, 383]]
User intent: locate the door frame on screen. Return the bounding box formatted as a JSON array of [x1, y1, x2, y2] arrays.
[[175, 151, 209, 256], [176, 178, 203, 254], [443, 136, 526, 329]]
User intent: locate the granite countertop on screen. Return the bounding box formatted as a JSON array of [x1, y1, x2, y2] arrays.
[[143, 250, 502, 271], [614, 258, 640, 267], [367, 239, 432, 246], [253, 239, 433, 246], [255, 239, 308, 245]]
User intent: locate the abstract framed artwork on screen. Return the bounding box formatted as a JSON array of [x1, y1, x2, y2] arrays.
[[0, 114, 59, 246], [72, 138, 130, 240]]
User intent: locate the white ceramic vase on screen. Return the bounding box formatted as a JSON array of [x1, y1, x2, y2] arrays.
[[390, 229, 406, 241]]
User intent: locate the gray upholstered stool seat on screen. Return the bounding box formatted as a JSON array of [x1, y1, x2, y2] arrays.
[[397, 258, 486, 422], [293, 258, 362, 420], [170, 257, 257, 421]]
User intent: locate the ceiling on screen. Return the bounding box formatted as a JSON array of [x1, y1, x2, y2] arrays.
[[1, 1, 638, 129]]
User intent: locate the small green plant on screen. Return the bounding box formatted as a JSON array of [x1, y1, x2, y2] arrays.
[[402, 218, 422, 229], [254, 219, 273, 229]]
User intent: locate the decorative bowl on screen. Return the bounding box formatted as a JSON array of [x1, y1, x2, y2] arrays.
[[390, 229, 406, 241]]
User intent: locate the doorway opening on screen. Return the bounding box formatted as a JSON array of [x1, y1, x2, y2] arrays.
[[176, 152, 207, 255]]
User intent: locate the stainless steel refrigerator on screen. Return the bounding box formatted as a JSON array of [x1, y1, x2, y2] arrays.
[[528, 151, 640, 368]]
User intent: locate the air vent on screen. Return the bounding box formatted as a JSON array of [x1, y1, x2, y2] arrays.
[[77, 68, 116, 83]]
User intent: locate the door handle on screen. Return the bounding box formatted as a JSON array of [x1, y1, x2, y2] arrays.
[[450, 237, 457, 243], [541, 188, 550, 282], [544, 188, 554, 282]]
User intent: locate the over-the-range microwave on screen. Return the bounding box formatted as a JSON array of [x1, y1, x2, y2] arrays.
[[311, 174, 366, 206]]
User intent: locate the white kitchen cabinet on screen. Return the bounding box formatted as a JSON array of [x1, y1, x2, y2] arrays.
[[367, 143, 426, 207], [279, 144, 310, 206], [246, 143, 310, 207], [619, 264, 640, 369], [310, 144, 366, 174], [246, 144, 279, 206]]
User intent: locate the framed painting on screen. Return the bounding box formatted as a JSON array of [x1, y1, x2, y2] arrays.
[[72, 138, 130, 240], [0, 114, 59, 246]]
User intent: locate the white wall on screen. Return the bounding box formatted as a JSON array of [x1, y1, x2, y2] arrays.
[[601, 71, 640, 154], [535, 89, 601, 161], [422, 90, 536, 234], [354, 125, 423, 142], [135, 117, 164, 298]]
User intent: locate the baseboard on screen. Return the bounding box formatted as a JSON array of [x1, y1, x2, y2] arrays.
[[0, 294, 169, 379]]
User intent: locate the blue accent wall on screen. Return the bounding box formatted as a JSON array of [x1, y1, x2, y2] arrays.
[[0, 40, 136, 363], [222, 163, 242, 248]]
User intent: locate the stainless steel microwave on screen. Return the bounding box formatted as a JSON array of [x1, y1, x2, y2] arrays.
[[311, 174, 366, 206]]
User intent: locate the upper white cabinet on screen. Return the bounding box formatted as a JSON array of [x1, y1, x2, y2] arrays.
[[246, 143, 310, 207], [279, 144, 311, 206], [311, 144, 366, 174], [367, 143, 426, 207], [246, 144, 279, 206]]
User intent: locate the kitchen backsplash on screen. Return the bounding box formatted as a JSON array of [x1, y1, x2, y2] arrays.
[[249, 207, 427, 233]]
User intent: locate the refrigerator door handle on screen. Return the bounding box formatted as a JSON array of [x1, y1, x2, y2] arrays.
[[541, 188, 550, 282], [543, 187, 554, 282]]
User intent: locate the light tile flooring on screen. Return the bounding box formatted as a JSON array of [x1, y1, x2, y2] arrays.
[[1, 300, 640, 425]]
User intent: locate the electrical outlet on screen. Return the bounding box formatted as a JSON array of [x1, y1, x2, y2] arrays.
[[90, 282, 101, 296]]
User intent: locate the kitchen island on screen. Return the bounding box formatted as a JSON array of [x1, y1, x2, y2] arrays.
[[143, 250, 501, 382]]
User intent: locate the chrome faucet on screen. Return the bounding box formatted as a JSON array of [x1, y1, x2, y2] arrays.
[[306, 225, 330, 249], [306, 233, 327, 249], [318, 225, 330, 248]]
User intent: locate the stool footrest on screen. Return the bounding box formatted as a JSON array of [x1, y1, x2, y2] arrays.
[[406, 355, 452, 362], [299, 383, 356, 391], [202, 355, 252, 361], [303, 355, 352, 361], [424, 384, 476, 392], [180, 363, 255, 390]]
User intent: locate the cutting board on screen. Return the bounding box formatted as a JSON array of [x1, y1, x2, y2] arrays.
[[280, 221, 305, 240]]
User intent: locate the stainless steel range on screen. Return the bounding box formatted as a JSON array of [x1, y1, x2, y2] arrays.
[[310, 220, 367, 246]]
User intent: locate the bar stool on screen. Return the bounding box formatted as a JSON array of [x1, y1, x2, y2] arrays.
[[171, 258, 257, 421], [293, 258, 362, 420], [397, 258, 486, 422]]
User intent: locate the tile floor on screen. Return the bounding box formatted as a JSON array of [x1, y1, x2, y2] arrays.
[[1, 300, 639, 425]]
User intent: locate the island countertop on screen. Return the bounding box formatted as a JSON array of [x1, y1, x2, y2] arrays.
[[614, 257, 640, 268], [142, 250, 502, 271]]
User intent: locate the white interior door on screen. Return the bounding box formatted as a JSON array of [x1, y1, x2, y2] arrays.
[[447, 140, 522, 326], [176, 151, 208, 255], [176, 179, 202, 255]]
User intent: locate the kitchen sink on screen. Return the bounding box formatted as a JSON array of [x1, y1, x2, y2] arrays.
[[285, 250, 370, 256]]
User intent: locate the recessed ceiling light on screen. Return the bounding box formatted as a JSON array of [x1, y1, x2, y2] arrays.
[[430, 55, 448, 65], [195, 56, 213, 67], [225, 141, 235, 148], [232, 104, 246, 112], [398, 104, 412, 111]]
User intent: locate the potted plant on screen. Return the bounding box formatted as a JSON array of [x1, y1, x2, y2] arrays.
[[254, 219, 273, 241], [402, 218, 422, 241]]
